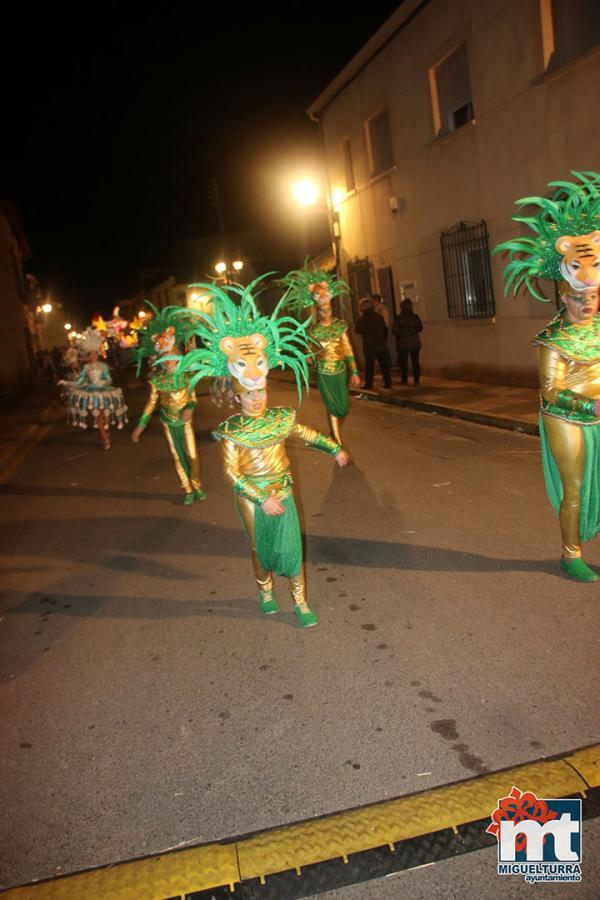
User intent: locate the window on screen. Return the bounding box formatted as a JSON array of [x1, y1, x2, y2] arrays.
[[367, 111, 394, 176], [547, 0, 600, 68], [342, 139, 355, 192], [440, 221, 495, 319], [432, 44, 474, 136]]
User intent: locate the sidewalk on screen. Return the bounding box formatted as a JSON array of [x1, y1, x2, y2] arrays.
[[273, 370, 540, 436], [354, 373, 540, 435]]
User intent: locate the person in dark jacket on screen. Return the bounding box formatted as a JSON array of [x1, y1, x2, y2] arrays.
[[355, 298, 392, 389], [392, 299, 423, 385]]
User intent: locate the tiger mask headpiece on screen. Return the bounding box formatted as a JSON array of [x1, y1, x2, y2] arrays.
[[172, 275, 311, 400], [495, 171, 600, 302], [218, 334, 268, 392], [555, 231, 600, 292]]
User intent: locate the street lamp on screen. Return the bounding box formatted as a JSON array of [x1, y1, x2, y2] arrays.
[[214, 260, 244, 283], [64, 322, 72, 331], [292, 178, 319, 207], [291, 178, 342, 272], [41, 302, 53, 314]]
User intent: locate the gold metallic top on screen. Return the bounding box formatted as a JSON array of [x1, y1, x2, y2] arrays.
[[308, 319, 357, 375], [139, 373, 197, 426], [220, 416, 339, 504], [538, 344, 600, 424]]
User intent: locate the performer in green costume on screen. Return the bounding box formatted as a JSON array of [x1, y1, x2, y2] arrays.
[[495, 171, 600, 581], [132, 304, 207, 505], [281, 259, 359, 443], [175, 277, 350, 627]]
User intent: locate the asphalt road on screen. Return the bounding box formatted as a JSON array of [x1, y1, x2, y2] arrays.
[[0, 379, 598, 896]]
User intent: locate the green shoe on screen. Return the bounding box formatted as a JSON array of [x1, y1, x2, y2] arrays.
[[294, 605, 318, 628], [259, 593, 279, 614], [182, 493, 195, 506], [560, 557, 598, 582], [194, 488, 207, 501]]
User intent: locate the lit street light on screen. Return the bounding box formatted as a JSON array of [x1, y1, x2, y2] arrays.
[[292, 178, 319, 207], [64, 323, 72, 331], [214, 260, 244, 283], [41, 303, 53, 314], [291, 178, 342, 271]]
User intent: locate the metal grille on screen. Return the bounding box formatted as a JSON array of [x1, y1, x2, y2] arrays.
[[440, 221, 495, 319], [346, 257, 372, 320]]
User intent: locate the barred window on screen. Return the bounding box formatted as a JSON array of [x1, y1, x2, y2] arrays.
[[346, 256, 372, 320], [440, 221, 495, 319]]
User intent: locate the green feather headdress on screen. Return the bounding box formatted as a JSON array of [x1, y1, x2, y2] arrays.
[[134, 302, 201, 374], [173, 275, 311, 397], [494, 170, 600, 301], [279, 257, 350, 314]]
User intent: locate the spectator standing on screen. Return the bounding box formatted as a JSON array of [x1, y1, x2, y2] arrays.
[[371, 292, 393, 371], [355, 298, 392, 389], [392, 298, 423, 385]]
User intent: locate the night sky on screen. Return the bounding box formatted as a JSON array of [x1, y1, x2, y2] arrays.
[[2, 5, 401, 321]]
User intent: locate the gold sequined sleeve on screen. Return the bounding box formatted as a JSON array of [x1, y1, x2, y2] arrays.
[[538, 345, 595, 416], [184, 382, 197, 412], [221, 438, 266, 505], [340, 330, 358, 376], [137, 381, 159, 429], [290, 422, 341, 455]]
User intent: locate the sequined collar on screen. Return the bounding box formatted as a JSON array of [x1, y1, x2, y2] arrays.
[[213, 407, 297, 447]]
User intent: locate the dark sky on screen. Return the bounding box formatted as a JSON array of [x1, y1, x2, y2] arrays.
[[2, 5, 400, 320]]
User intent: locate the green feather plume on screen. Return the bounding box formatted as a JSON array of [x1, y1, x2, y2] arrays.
[[172, 275, 312, 398], [279, 257, 350, 316], [494, 171, 600, 301]]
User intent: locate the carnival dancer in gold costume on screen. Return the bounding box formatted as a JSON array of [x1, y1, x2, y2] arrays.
[[496, 171, 600, 581], [281, 259, 359, 444], [175, 277, 350, 626], [132, 305, 206, 506]]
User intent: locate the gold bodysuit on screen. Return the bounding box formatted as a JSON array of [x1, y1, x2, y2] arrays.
[[214, 407, 340, 606], [138, 371, 202, 496], [536, 316, 600, 557]]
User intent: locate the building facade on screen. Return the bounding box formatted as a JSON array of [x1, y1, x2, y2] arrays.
[[309, 0, 600, 385], [0, 202, 35, 394]]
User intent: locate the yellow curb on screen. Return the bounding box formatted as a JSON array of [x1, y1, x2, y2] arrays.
[[2, 743, 597, 898]]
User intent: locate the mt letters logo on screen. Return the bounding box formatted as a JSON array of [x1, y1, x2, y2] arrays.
[[487, 787, 582, 883]]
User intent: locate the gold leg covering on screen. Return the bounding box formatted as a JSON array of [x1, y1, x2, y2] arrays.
[[184, 420, 202, 490], [543, 415, 585, 558], [162, 422, 193, 494], [289, 568, 309, 610], [328, 413, 344, 445], [235, 495, 274, 594]]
